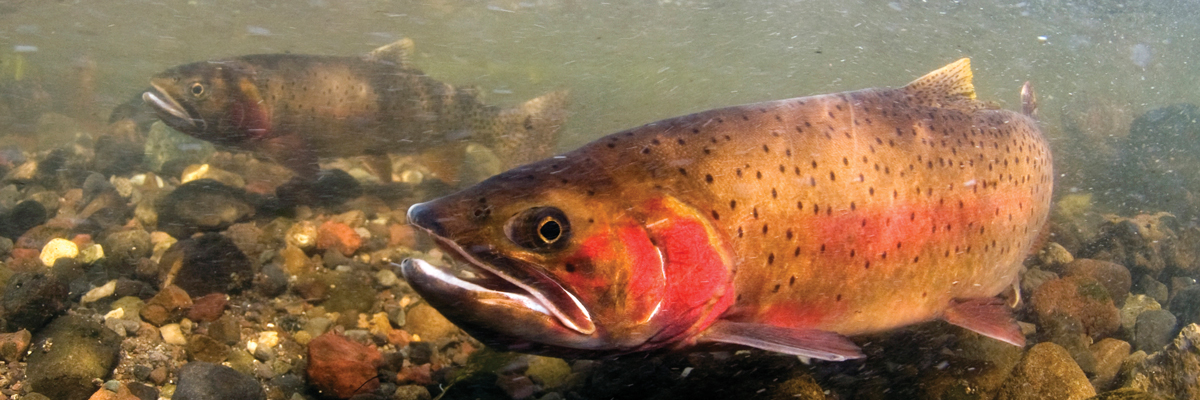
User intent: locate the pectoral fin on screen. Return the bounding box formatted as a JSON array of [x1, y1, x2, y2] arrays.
[[697, 320, 864, 361], [942, 297, 1026, 347]]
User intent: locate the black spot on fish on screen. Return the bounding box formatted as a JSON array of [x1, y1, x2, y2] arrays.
[[730, 200, 737, 210], [711, 210, 720, 220], [768, 253, 775, 265], [705, 174, 714, 183]]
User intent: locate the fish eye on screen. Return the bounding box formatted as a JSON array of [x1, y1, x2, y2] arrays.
[[506, 207, 571, 251], [189, 82, 205, 97]]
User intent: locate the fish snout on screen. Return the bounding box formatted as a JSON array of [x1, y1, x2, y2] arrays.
[[407, 201, 447, 237]]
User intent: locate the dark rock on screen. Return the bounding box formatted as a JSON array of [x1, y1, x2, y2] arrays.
[[156, 179, 254, 239], [1041, 313, 1098, 375], [186, 293, 227, 322], [1133, 309, 1178, 353], [1080, 213, 1185, 279], [102, 230, 152, 277], [1169, 285, 1200, 326], [158, 233, 252, 296], [0, 199, 46, 239], [253, 263, 288, 297], [25, 315, 122, 400], [996, 342, 1096, 400], [0, 271, 69, 331], [174, 361, 266, 400], [93, 135, 145, 177], [207, 315, 242, 345], [139, 284, 192, 326], [126, 382, 158, 400], [1123, 323, 1200, 399], [1134, 274, 1169, 305], [307, 332, 382, 399], [275, 169, 363, 208]]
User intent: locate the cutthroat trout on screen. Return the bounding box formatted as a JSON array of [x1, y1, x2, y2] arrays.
[[142, 39, 567, 181], [400, 59, 1052, 360]]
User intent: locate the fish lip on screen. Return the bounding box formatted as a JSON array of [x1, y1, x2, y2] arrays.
[[142, 83, 205, 130], [410, 225, 597, 336]]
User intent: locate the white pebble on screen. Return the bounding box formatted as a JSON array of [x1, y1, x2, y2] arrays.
[[81, 280, 118, 303], [78, 243, 105, 264], [40, 238, 78, 266], [376, 270, 398, 287]]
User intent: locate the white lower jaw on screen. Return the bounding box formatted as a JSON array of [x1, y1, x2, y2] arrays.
[[142, 89, 196, 127], [404, 258, 548, 314]]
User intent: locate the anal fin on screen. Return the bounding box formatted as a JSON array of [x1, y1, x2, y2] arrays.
[[942, 297, 1026, 347], [697, 320, 864, 361]]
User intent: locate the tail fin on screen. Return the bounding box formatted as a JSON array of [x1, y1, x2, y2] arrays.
[[491, 90, 569, 169]]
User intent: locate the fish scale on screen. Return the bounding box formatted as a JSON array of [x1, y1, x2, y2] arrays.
[[401, 58, 1053, 360]]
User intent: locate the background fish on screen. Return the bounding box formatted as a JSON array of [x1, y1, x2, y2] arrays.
[[400, 59, 1053, 360], [142, 39, 568, 182]]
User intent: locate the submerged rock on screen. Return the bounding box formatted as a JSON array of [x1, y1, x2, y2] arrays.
[[156, 179, 254, 238], [1133, 310, 1178, 353], [0, 271, 69, 331], [158, 233, 252, 296], [306, 332, 382, 399], [1123, 323, 1200, 399], [1063, 259, 1132, 307], [25, 315, 122, 400], [1032, 275, 1121, 339], [173, 361, 265, 400], [997, 342, 1096, 400]]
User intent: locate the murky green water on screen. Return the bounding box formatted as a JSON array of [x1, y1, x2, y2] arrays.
[[1, 1, 1199, 399]]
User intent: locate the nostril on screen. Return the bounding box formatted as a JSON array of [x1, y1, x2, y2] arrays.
[[406, 202, 445, 236]]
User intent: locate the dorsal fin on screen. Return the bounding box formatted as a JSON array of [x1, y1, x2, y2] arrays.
[[1020, 81, 1038, 118], [902, 58, 977, 107], [364, 38, 415, 68]]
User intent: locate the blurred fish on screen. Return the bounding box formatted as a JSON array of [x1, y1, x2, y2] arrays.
[[142, 39, 567, 182], [401, 59, 1053, 360]]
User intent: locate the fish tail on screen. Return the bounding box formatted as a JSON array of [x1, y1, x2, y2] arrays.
[[490, 90, 569, 169]]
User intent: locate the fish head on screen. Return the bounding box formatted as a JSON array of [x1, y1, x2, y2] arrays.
[[401, 162, 736, 356], [142, 60, 268, 146]]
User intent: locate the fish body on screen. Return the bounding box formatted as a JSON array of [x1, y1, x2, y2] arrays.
[[401, 59, 1052, 360], [142, 39, 567, 180]]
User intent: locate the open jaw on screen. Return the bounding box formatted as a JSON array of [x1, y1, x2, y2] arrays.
[[142, 84, 203, 130], [404, 233, 596, 336]]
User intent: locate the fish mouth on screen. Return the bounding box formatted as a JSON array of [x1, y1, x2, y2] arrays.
[[402, 202, 596, 337], [142, 83, 205, 131]]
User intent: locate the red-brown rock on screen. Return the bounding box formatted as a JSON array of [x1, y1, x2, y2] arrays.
[[307, 332, 382, 399], [187, 293, 228, 322], [317, 221, 362, 256], [1062, 259, 1132, 307], [1031, 275, 1121, 339]]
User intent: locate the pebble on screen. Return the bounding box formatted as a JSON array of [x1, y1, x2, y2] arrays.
[[187, 293, 228, 322], [1168, 285, 1200, 326], [208, 315, 242, 345], [527, 356, 572, 389], [156, 179, 255, 238], [1085, 388, 1172, 400], [254, 262, 289, 297], [1089, 338, 1130, 391], [0, 329, 31, 362], [375, 269, 398, 287], [81, 279, 118, 303], [1038, 242, 1075, 271], [78, 243, 105, 264], [996, 342, 1096, 400], [317, 220, 362, 257], [86, 380, 142, 400], [181, 163, 246, 188], [1021, 268, 1059, 296], [173, 361, 266, 400], [306, 332, 383, 399], [1032, 275, 1121, 338], [0, 199, 47, 239], [101, 229, 152, 274], [140, 284, 193, 326], [159, 233, 252, 296], [285, 220, 319, 250], [25, 315, 122, 400], [161, 323, 188, 345], [1136, 275, 1170, 305], [1133, 309, 1178, 353], [1120, 294, 1162, 332], [1, 271, 69, 331], [1063, 259, 1132, 307], [144, 121, 215, 175], [1124, 323, 1200, 399], [187, 334, 231, 363], [405, 303, 457, 343], [393, 385, 432, 400], [39, 237, 78, 266]]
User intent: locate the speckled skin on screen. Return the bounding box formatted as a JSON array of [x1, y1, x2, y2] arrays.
[[145, 46, 566, 177], [407, 59, 1053, 354]]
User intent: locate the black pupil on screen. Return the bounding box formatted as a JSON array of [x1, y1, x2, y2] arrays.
[[191, 84, 203, 95], [538, 219, 561, 243]]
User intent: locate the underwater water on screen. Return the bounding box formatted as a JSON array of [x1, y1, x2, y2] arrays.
[[0, 0, 1198, 399]]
